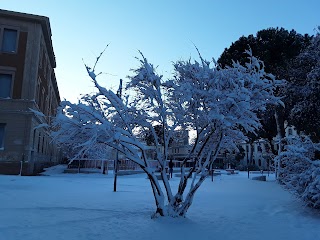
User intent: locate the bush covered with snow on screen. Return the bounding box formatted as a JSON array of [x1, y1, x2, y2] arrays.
[[276, 135, 320, 209], [300, 163, 320, 209]]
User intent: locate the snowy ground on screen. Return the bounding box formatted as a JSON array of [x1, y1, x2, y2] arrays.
[[0, 165, 319, 240]]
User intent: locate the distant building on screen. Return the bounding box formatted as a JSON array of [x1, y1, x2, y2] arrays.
[[240, 123, 298, 170], [168, 130, 190, 160], [0, 9, 61, 175]]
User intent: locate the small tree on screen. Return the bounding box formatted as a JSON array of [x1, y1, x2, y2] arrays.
[[52, 49, 283, 217]]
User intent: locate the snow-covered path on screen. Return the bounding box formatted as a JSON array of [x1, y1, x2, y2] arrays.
[[0, 166, 319, 240]]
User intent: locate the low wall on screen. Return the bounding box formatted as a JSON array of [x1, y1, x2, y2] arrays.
[[0, 161, 29, 175], [0, 161, 56, 175]]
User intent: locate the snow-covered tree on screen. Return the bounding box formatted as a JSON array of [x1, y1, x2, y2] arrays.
[[52, 49, 283, 217], [218, 28, 312, 156], [276, 135, 320, 209], [288, 28, 320, 142]]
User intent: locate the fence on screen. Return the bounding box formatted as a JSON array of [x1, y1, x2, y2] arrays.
[[68, 159, 194, 172]]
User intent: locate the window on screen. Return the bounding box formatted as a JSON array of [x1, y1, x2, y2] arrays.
[[41, 135, 45, 154], [0, 73, 12, 98], [1, 28, 18, 53], [32, 129, 37, 150], [0, 123, 5, 150], [37, 132, 41, 153]]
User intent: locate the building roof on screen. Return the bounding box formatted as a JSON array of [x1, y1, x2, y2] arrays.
[[0, 9, 56, 68]]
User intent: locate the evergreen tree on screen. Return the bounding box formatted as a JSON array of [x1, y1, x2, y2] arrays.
[[288, 29, 320, 142], [218, 27, 312, 144]]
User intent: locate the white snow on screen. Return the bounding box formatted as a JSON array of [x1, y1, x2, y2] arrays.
[[0, 165, 319, 240]]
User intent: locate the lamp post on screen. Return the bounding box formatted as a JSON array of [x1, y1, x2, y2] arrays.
[[19, 153, 25, 176], [246, 144, 250, 179]]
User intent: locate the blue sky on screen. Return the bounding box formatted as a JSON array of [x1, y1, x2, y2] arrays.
[[2, 0, 319, 102]]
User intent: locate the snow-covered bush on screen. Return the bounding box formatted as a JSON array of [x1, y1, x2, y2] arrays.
[[301, 164, 320, 209], [276, 135, 320, 209], [52, 49, 283, 217]]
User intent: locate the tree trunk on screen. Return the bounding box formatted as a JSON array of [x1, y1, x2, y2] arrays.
[[113, 151, 119, 192]]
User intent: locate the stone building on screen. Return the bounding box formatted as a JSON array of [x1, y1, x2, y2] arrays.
[[168, 130, 190, 161], [241, 124, 298, 170], [0, 9, 61, 175]]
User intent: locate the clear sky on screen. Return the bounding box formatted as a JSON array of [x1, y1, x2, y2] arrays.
[[1, 0, 319, 102]]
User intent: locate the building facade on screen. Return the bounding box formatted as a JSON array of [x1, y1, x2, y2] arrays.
[[0, 10, 61, 175], [168, 130, 190, 161], [240, 124, 298, 170]]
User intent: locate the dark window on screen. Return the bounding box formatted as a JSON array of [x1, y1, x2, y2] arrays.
[[0, 123, 6, 149], [32, 130, 37, 150], [41, 135, 45, 153], [2, 29, 18, 53], [0, 73, 12, 98]]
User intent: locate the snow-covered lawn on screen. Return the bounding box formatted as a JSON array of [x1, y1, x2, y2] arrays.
[[0, 165, 319, 240]]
